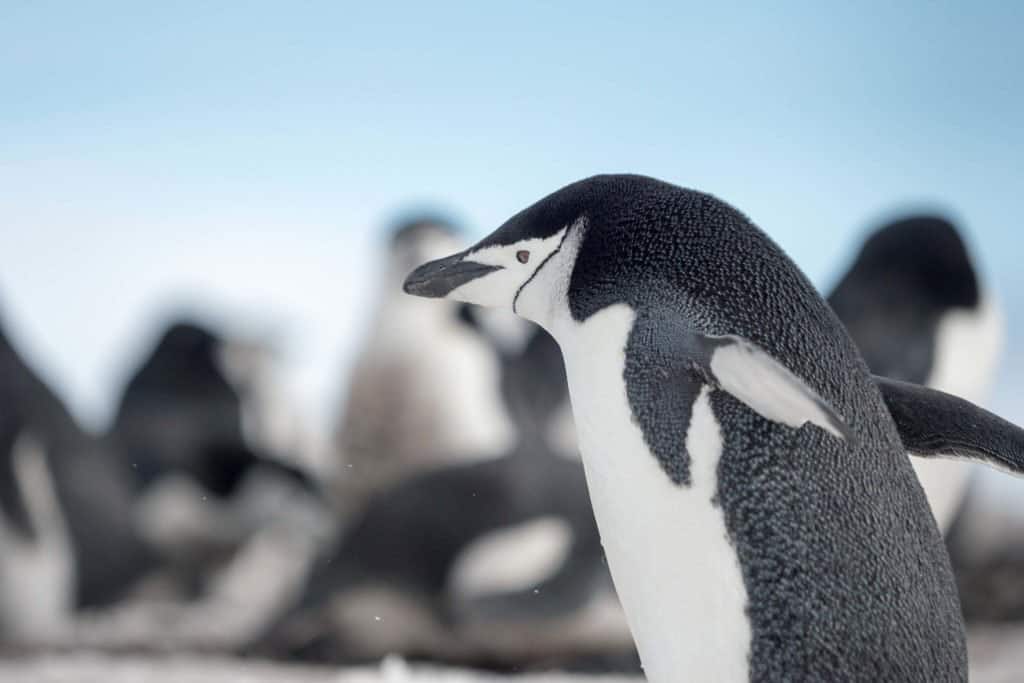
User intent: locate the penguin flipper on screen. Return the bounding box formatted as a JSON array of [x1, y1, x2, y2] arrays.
[[697, 333, 852, 442], [875, 375, 1024, 475]]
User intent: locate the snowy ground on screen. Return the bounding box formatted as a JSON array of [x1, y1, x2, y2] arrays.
[[0, 653, 637, 683], [2, 626, 1023, 683]]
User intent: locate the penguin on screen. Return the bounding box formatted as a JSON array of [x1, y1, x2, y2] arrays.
[[0, 316, 157, 637], [108, 319, 320, 599], [248, 324, 633, 670], [110, 321, 314, 497], [828, 214, 1003, 530], [404, 174, 1024, 681], [332, 217, 517, 517], [249, 447, 615, 667]]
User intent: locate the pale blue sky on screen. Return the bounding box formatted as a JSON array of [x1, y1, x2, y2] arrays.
[[1, 2, 1022, 432]]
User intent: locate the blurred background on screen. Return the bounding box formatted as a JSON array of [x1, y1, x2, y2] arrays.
[[1, 2, 1023, 681]]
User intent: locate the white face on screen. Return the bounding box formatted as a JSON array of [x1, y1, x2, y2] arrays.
[[404, 217, 587, 336], [444, 227, 568, 314]]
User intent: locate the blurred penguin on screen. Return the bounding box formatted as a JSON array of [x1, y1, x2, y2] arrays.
[[250, 325, 634, 670], [332, 217, 517, 516], [0, 315, 157, 642], [108, 319, 322, 599], [828, 214, 1003, 532]]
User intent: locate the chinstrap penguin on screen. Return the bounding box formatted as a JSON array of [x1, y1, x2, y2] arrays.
[[332, 217, 516, 518], [108, 320, 321, 600], [828, 214, 1003, 530], [110, 321, 315, 499], [404, 174, 1024, 682]]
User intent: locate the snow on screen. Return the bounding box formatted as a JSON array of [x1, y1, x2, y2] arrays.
[[3, 626, 1024, 683]]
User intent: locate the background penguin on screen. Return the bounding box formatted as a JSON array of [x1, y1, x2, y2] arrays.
[[828, 214, 1004, 530], [0, 314, 157, 640], [248, 324, 634, 671], [331, 217, 518, 518], [108, 319, 322, 600], [403, 174, 1024, 681]]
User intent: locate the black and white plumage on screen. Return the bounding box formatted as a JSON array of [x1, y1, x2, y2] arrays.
[[108, 320, 319, 597], [828, 214, 1003, 529], [0, 319, 157, 638], [332, 218, 517, 518], [249, 323, 632, 669], [828, 215, 995, 387], [404, 174, 1024, 681], [110, 321, 313, 498]]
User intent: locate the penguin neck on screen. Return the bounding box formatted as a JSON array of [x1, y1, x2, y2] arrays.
[[555, 303, 751, 682]]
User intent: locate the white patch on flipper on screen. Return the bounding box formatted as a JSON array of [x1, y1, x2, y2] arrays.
[[448, 517, 572, 600], [910, 293, 1004, 531], [709, 336, 848, 441], [557, 304, 751, 683], [0, 433, 74, 639]]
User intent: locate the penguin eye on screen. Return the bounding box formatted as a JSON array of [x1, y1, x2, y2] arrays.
[[516, 250, 530, 264]]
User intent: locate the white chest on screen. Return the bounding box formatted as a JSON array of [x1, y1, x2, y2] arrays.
[[557, 304, 751, 683], [910, 295, 1003, 531]]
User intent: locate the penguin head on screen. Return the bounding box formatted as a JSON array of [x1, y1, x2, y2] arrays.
[[402, 176, 615, 328], [154, 322, 222, 370], [835, 215, 980, 312], [404, 174, 737, 334]]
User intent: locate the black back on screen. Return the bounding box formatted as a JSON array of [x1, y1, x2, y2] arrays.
[[109, 320, 311, 497], [828, 215, 979, 382], [499, 175, 966, 680], [110, 322, 246, 493]]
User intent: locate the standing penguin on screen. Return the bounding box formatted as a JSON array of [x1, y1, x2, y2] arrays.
[[0, 316, 156, 634], [332, 217, 516, 515], [828, 214, 1003, 529], [405, 174, 1024, 681]]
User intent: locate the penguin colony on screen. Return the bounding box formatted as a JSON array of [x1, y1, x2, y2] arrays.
[[0, 188, 1021, 680]]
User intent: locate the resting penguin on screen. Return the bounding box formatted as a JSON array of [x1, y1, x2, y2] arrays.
[[110, 321, 314, 497], [248, 323, 631, 669], [332, 217, 516, 517], [405, 174, 1024, 681], [108, 320, 319, 598], [828, 214, 1003, 530]]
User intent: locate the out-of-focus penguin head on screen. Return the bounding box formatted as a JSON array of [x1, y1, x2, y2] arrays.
[[156, 322, 222, 367], [837, 215, 980, 311], [389, 217, 466, 279]]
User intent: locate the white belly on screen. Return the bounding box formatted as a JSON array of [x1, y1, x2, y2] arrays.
[[913, 295, 1003, 531], [557, 304, 750, 683]]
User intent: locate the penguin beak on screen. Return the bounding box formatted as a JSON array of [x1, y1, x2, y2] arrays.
[[403, 252, 502, 299]]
